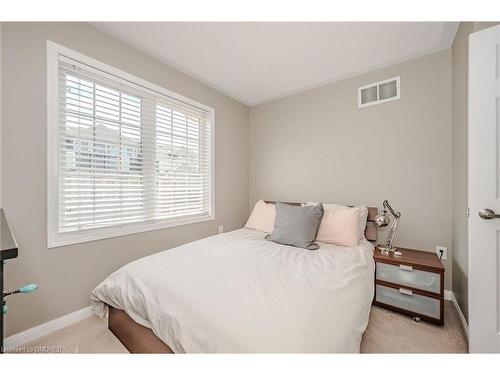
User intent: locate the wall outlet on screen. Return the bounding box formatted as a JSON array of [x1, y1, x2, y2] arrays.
[[435, 246, 447, 261], [218, 225, 224, 234]]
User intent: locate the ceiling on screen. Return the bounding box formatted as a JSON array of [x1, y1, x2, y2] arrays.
[[92, 22, 459, 106]]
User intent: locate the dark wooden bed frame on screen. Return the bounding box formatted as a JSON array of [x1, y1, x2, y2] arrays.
[[108, 202, 379, 353]]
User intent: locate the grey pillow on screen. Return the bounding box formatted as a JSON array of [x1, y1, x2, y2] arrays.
[[266, 202, 324, 250]]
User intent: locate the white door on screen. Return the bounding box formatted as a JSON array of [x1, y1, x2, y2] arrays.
[[469, 24, 500, 353]]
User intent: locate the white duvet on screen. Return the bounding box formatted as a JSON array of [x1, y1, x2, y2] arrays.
[[91, 228, 374, 353]]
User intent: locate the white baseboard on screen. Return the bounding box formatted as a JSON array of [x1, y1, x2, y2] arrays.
[[444, 289, 452, 301], [439, 290, 470, 341], [3, 306, 93, 349], [449, 291, 469, 341]]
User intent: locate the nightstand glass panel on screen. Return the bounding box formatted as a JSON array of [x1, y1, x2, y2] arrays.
[[376, 262, 440, 294], [376, 284, 440, 319]]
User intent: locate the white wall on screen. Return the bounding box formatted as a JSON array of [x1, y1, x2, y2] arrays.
[[451, 22, 474, 322], [250, 50, 453, 288]]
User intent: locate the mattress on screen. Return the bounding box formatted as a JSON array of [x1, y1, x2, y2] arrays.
[[91, 228, 375, 353]]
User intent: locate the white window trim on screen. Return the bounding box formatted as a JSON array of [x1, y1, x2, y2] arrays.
[[47, 40, 215, 248], [357, 76, 401, 108]]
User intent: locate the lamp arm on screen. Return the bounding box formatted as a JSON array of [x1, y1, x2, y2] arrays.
[[386, 216, 400, 248], [383, 200, 401, 219]]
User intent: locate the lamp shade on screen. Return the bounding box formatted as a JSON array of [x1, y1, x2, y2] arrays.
[[374, 211, 390, 229]]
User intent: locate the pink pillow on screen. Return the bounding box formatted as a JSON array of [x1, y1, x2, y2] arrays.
[[245, 200, 276, 233], [304, 202, 368, 240], [316, 206, 362, 247]]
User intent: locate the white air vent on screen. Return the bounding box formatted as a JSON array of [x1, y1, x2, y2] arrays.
[[358, 76, 400, 108]]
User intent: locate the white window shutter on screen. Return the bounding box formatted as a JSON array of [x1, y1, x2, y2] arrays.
[[48, 42, 214, 247]]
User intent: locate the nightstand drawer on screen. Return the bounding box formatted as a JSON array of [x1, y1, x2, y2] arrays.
[[376, 261, 441, 294], [375, 284, 441, 320]]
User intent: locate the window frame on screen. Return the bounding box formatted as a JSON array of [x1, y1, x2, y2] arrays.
[[47, 41, 215, 248]]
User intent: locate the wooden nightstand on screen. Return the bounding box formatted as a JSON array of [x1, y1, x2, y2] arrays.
[[373, 247, 445, 325]]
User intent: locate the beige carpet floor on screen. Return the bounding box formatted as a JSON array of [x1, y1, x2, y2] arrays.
[[9, 301, 467, 354], [361, 301, 468, 353]]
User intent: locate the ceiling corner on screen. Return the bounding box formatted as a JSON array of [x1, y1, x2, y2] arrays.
[[439, 22, 460, 49]]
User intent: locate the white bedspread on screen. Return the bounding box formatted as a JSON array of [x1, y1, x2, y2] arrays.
[[91, 228, 374, 353]]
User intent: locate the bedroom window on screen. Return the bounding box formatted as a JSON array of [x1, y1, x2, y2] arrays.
[[47, 41, 215, 248]]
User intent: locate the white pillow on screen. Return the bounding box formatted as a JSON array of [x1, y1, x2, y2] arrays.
[[245, 199, 276, 233], [316, 206, 362, 247], [304, 202, 368, 240]]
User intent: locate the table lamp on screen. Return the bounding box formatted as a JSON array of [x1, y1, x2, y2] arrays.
[[374, 200, 402, 255]]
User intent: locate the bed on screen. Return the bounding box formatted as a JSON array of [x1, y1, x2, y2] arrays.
[[91, 205, 378, 353]]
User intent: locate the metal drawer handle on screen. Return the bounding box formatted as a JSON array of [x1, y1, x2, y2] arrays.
[[400, 264, 413, 271], [399, 288, 413, 296]]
